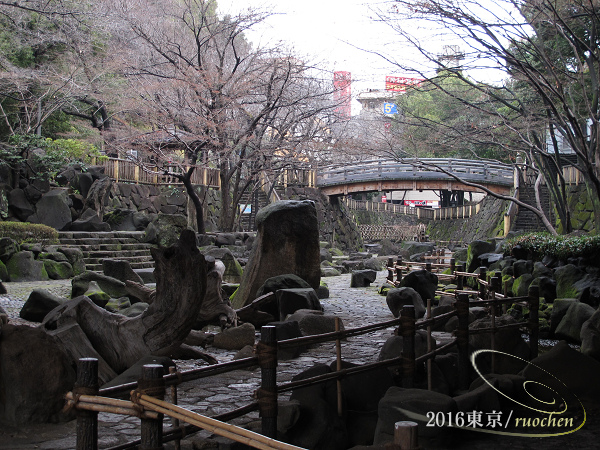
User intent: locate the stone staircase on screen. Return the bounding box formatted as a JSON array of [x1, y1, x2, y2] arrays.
[[58, 231, 155, 273], [513, 170, 553, 233], [239, 188, 270, 231]]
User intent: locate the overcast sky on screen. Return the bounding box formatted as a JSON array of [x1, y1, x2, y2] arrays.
[[220, 0, 508, 114]]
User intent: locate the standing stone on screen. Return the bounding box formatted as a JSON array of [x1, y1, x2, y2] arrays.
[[232, 200, 320, 309], [28, 189, 72, 230]]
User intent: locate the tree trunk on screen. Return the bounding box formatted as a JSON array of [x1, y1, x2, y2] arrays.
[[42, 230, 207, 381], [181, 170, 205, 234]]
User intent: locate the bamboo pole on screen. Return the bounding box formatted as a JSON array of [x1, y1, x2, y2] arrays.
[[132, 393, 306, 450]]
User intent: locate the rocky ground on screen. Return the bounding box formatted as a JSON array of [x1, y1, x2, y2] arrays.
[[0, 273, 598, 450]]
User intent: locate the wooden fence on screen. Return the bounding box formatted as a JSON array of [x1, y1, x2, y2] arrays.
[[94, 157, 221, 188], [67, 259, 540, 450], [344, 198, 483, 221]]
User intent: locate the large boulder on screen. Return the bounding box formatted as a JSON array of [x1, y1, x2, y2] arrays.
[[212, 322, 256, 350], [143, 214, 189, 247], [71, 271, 128, 299], [233, 200, 321, 309], [581, 308, 600, 361], [276, 288, 322, 321], [520, 340, 600, 405], [555, 302, 596, 343], [19, 289, 67, 322], [7, 188, 34, 221], [71, 208, 110, 232], [399, 269, 438, 303], [102, 259, 144, 285], [58, 247, 86, 275], [5, 251, 48, 281], [350, 269, 377, 287], [286, 309, 343, 336], [386, 287, 426, 318], [0, 324, 76, 425], [373, 387, 457, 444], [285, 364, 348, 449], [28, 189, 72, 230], [465, 240, 496, 273], [0, 237, 18, 263], [554, 264, 586, 299]]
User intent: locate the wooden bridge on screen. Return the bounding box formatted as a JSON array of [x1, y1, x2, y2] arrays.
[[316, 158, 514, 196]]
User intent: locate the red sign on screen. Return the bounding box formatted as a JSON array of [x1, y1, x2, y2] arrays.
[[404, 200, 437, 207], [385, 76, 423, 92]]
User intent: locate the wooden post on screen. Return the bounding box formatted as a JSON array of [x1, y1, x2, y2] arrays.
[[426, 298, 432, 391], [425, 262, 432, 272], [393, 421, 419, 450], [396, 257, 403, 284], [387, 257, 395, 283], [529, 286, 539, 360], [450, 258, 456, 276], [400, 305, 416, 388], [169, 366, 181, 450], [335, 318, 343, 417], [76, 358, 99, 450], [456, 294, 470, 391], [259, 326, 278, 439], [139, 364, 165, 450], [457, 263, 465, 291], [478, 267, 487, 299]]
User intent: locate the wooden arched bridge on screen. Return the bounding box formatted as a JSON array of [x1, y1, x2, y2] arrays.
[[315, 158, 514, 196]]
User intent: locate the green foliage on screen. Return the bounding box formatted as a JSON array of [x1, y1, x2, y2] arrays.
[[0, 134, 103, 182], [502, 232, 600, 259], [396, 73, 513, 161], [0, 221, 58, 244]]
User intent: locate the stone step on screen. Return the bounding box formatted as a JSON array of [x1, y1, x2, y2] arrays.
[[86, 261, 155, 272], [83, 249, 154, 259]]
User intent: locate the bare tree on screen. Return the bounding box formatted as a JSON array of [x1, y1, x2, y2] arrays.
[[368, 0, 600, 234], [109, 0, 341, 232]]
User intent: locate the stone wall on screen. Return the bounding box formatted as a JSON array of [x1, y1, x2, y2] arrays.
[[557, 185, 596, 233], [425, 195, 508, 243]]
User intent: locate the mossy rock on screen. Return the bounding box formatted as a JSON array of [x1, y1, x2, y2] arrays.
[[105, 297, 132, 312], [378, 285, 391, 296], [512, 274, 533, 298], [43, 259, 73, 280], [6, 251, 49, 282], [0, 260, 7, 281]]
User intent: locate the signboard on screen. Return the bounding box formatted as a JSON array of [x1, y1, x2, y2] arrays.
[[404, 200, 438, 207], [383, 103, 398, 114], [239, 204, 252, 214], [385, 76, 423, 92]]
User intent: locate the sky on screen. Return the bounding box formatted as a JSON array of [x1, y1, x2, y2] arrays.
[[220, 0, 411, 114], [220, 0, 508, 115]]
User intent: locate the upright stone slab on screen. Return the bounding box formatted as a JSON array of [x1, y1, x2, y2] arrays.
[[232, 200, 320, 309]]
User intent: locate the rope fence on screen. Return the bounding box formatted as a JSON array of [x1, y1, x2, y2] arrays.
[[67, 257, 541, 450]]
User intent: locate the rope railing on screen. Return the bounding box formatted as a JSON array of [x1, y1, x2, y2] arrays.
[[68, 258, 541, 450]]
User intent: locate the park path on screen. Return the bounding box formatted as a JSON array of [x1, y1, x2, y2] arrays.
[[0, 271, 396, 449]]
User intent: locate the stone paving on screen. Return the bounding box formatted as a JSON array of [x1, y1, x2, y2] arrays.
[[0, 271, 397, 450]]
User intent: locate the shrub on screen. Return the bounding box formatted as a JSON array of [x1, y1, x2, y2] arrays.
[[502, 232, 600, 260], [0, 221, 59, 244]]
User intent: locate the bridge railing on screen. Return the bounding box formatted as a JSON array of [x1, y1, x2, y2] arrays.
[[343, 198, 483, 221], [316, 158, 514, 187]]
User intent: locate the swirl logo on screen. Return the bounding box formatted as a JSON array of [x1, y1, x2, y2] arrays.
[[468, 349, 586, 437]]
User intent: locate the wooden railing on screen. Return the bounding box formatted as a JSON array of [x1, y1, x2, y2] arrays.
[[94, 158, 221, 188], [343, 197, 483, 221], [317, 158, 514, 188], [67, 257, 542, 449]]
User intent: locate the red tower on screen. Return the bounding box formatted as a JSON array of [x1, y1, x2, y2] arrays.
[[334, 71, 351, 120]]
